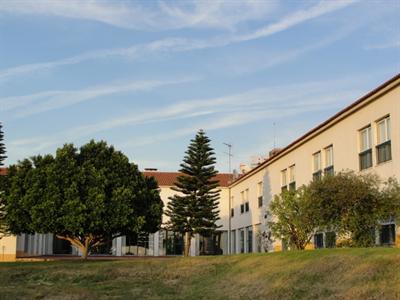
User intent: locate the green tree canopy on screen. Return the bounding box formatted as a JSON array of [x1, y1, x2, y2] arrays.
[[268, 187, 320, 250], [0, 140, 163, 258], [166, 130, 221, 256], [308, 171, 394, 247]]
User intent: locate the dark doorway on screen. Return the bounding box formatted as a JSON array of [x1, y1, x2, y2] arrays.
[[380, 224, 395, 245], [314, 233, 324, 249]]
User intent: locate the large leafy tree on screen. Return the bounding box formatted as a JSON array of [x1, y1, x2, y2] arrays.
[[308, 171, 386, 247], [268, 187, 320, 250], [166, 130, 220, 256], [1, 140, 163, 258]]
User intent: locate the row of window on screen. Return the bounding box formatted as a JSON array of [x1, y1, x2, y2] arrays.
[[359, 115, 391, 170], [281, 164, 296, 192], [231, 182, 263, 218], [233, 115, 392, 216]]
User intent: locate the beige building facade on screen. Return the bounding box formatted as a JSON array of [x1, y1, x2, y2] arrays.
[[227, 73, 399, 253]]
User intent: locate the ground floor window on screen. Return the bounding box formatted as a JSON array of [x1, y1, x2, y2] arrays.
[[246, 226, 253, 253], [199, 231, 227, 255], [122, 233, 153, 256], [158, 230, 183, 256], [239, 229, 245, 253], [314, 233, 324, 249], [380, 224, 396, 246]]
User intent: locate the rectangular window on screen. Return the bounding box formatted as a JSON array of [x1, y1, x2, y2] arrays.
[[288, 165, 296, 191], [281, 169, 287, 191], [313, 152, 321, 172], [380, 224, 395, 245], [240, 229, 245, 253], [231, 208, 234, 217], [314, 233, 324, 249], [313, 152, 322, 180], [376, 116, 392, 164], [257, 182, 263, 207], [359, 126, 373, 170], [324, 146, 334, 176], [230, 196, 234, 217], [360, 126, 372, 152], [246, 226, 253, 253], [241, 189, 249, 213]]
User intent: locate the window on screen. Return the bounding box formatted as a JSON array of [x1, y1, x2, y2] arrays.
[[359, 125, 373, 170], [380, 224, 395, 245], [281, 169, 287, 191], [314, 233, 324, 249], [376, 116, 391, 164], [246, 226, 253, 253], [257, 182, 263, 207], [245, 202, 249, 212], [313, 152, 322, 180], [240, 189, 249, 213], [324, 146, 334, 176], [231, 208, 234, 217], [240, 229, 245, 253], [289, 165, 296, 191]]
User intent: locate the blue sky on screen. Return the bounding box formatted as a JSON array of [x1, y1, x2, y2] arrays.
[[0, 0, 399, 172]]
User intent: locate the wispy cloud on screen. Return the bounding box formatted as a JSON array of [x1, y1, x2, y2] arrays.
[[0, 0, 277, 31], [1, 77, 197, 117], [7, 76, 366, 161], [0, 1, 356, 82]]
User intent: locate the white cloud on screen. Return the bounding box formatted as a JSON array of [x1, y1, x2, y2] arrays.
[[1, 77, 197, 117], [0, 0, 277, 31], [0, 1, 356, 82]]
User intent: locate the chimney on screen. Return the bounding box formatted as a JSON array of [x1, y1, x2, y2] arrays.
[[268, 148, 282, 158], [239, 163, 251, 174]]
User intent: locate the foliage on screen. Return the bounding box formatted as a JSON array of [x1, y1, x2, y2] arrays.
[[268, 187, 320, 250], [0, 140, 163, 258], [308, 171, 393, 247], [0, 122, 7, 237], [166, 130, 220, 256]]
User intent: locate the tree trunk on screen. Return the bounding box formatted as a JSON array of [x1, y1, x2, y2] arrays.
[[82, 245, 89, 259], [184, 232, 191, 257]]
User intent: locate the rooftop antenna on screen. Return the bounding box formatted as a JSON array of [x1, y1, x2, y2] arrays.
[[273, 122, 276, 149], [223, 142, 233, 255], [223, 142, 233, 174]]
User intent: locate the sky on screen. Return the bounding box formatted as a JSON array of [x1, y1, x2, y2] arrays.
[[0, 0, 399, 173]]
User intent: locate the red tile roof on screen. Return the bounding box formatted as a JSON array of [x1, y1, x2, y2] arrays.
[[143, 171, 232, 187], [0, 167, 7, 176]]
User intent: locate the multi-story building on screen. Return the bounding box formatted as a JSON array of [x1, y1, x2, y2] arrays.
[[228, 73, 399, 253], [0, 73, 399, 261]]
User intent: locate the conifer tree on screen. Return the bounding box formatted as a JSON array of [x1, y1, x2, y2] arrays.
[[166, 130, 221, 256], [0, 123, 6, 166], [0, 122, 7, 237]]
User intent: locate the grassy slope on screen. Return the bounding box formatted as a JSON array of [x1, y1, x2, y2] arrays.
[[0, 248, 399, 300]]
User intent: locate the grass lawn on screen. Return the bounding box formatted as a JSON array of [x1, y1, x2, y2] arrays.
[[0, 248, 399, 300]]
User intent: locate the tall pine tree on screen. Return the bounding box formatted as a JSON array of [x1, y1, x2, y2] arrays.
[[0, 122, 7, 237], [166, 130, 221, 256], [0, 123, 6, 166]]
